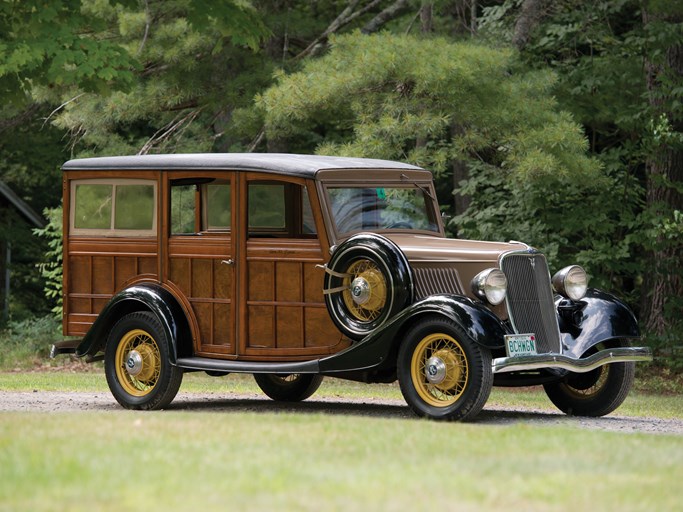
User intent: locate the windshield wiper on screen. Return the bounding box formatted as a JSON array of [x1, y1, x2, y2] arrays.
[[400, 173, 435, 202]]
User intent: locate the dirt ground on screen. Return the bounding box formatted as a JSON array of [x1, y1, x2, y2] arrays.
[[1, 389, 682, 435]]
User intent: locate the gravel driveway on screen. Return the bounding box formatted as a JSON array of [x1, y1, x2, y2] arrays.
[[2, 390, 682, 435]]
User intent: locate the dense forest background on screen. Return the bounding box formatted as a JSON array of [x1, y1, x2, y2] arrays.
[[0, 0, 681, 366]]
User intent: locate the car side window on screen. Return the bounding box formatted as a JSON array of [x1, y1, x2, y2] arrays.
[[170, 178, 231, 234], [171, 184, 196, 234], [247, 180, 316, 238], [71, 179, 156, 236]]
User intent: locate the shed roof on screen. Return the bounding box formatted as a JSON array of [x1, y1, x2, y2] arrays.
[[0, 181, 45, 228], [61, 153, 423, 178]]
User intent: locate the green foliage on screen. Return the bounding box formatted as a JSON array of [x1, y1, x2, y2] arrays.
[[48, 0, 270, 155], [455, 151, 644, 292], [0, 0, 138, 107], [0, 314, 62, 368], [259, 32, 599, 182], [33, 207, 63, 319], [479, 0, 683, 359]]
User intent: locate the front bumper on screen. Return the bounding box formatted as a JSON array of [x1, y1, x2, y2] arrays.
[[492, 346, 652, 374]]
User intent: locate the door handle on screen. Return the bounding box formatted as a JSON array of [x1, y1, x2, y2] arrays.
[[221, 259, 234, 266]]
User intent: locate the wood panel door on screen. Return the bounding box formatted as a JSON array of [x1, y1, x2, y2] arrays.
[[164, 172, 236, 357], [238, 173, 348, 361]]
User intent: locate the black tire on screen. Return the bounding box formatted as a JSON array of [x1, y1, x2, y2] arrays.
[[324, 233, 413, 341], [397, 316, 493, 421], [254, 373, 324, 402], [104, 311, 183, 410], [543, 342, 635, 417]]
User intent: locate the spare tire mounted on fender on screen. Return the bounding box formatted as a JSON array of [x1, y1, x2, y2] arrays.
[[323, 233, 413, 341]]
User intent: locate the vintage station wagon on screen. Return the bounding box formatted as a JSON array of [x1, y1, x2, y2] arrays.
[[51, 153, 652, 421]]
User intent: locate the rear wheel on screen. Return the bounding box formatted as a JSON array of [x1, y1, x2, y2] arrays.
[[254, 373, 324, 402], [543, 342, 635, 417], [104, 311, 182, 410], [398, 316, 492, 421]]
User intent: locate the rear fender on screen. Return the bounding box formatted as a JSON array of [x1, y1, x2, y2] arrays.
[[557, 288, 640, 358], [75, 284, 191, 363], [319, 294, 507, 373]]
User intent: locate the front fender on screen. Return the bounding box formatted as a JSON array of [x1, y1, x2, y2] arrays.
[[75, 283, 191, 363], [557, 288, 640, 358], [319, 294, 507, 373]]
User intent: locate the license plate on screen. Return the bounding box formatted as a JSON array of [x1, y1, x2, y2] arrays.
[[505, 334, 538, 357]]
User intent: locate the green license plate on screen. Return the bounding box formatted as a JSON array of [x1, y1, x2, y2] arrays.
[[504, 334, 538, 357]]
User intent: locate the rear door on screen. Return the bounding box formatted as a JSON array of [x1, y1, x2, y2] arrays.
[[163, 171, 236, 356]]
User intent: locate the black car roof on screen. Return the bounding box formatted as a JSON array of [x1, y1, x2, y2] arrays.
[[61, 153, 423, 178]]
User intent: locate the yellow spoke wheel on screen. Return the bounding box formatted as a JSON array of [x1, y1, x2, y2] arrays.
[[114, 328, 162, 397], [410, 333, 468, 407], [323, 233, 413, 341], [398, 316, 492, 421], [105, 311, 183, 410], [543, 341, 635, 417], [342, 259, 388, 322]]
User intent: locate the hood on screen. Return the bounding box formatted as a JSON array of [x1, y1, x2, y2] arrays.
[[384, 234, 531, 264]]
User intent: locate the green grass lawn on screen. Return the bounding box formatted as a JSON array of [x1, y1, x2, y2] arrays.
[[1, 371, 682, 511]]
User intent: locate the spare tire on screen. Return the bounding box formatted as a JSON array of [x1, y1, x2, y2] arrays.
[[324, 233, 413, 341]]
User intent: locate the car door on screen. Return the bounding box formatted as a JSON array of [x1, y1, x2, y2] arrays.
[[163, 171, 237, 357], [237, 172, 349, 360]]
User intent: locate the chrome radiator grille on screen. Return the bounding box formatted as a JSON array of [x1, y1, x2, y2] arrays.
[[500, 253, 561, 354], [413, 266, 464, 300]]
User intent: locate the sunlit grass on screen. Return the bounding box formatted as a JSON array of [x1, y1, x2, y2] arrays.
[[0, 410, 681, 512]]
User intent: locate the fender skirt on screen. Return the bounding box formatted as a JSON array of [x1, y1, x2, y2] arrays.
[[319, 294, 506, 374], [75, 284, 190, 363]]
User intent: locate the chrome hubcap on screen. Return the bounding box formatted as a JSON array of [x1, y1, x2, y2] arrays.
[[425, 356, 447, 384], [350, 277, 371, 305], [125, 350, 144, 376]]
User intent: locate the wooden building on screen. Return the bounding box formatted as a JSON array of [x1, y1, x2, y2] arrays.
[[0, 181, 45, 320]]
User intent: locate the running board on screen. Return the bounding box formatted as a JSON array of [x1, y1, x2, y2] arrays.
[[175, 357, 320, 374]]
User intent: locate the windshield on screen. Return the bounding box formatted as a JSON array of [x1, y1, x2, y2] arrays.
[[326, 185, 440, 235]]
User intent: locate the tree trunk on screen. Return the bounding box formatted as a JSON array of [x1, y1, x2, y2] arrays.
[[512, 0, 547, 50], [450, 123, 470, 234], [640, 8, 683, 336], [420, 2, 433, 33]]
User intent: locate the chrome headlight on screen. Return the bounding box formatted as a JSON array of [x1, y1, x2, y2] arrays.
[[471, 268, 507, 306], [552, 265, 588, 301]]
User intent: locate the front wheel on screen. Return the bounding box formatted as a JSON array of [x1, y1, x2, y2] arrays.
[[254, 374, 324, 402], [104, 311, 183, 410], [543, 342, 635, 417], [397, 316, 493, 421]]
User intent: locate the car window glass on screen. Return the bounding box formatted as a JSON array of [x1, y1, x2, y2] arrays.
[[115, 184, 155, 230], [171, 184, 196, 234], [302, 186, 316, 235], [72, 180, 156, 235], [327, 186, 438, 234], [205, 182, 231, 230], [74, 183, 112, 229], [249, 183, 286, 230]]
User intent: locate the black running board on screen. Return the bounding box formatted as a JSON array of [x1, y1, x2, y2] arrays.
[[175, 357, 320, 374]]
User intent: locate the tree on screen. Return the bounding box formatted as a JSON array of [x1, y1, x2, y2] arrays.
[[478, 0, 683, 357], [256, 32, 603, 264], [640, 1, 683, 339], [0, 0, 139, 110]]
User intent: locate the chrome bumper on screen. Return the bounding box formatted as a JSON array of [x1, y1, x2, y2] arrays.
[[492, 347, 652, 374]]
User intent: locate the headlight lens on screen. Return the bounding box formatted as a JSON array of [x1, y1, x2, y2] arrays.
[[552, 265, 588, 301], [471, 268, 508, 305]]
